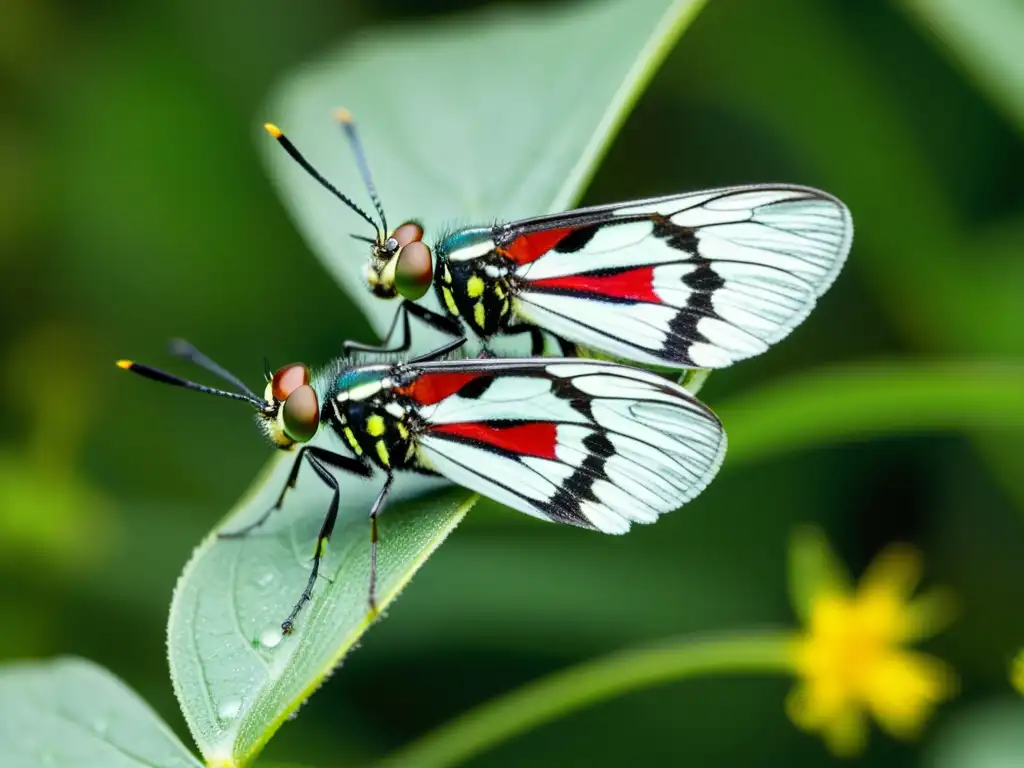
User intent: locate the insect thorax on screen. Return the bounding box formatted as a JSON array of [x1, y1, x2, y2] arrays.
[[434, 249, 514, 338], [327, 372, 419, 472]]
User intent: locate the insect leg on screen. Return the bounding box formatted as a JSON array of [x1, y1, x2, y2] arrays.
[[281, 450, 342, 634], [343, 303, 412, 357], [403, 300, 465, 338], [219, 447, 370, 539], [366, 473, 394, 615], [408, 336, 468, 363], [496, 323, 548, 356]]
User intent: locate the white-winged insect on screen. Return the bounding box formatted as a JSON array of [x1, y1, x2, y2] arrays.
[[266, 112, 852, 369], [119, 338, 726, 633]]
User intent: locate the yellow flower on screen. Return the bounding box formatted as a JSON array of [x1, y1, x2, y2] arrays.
[[785, 529, 956, 756]]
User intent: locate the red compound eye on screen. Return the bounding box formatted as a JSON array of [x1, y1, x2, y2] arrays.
[[271, 364, 309, 402], [391, 221, 424, 249]]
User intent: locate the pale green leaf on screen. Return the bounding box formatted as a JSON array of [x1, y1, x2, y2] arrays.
[[0, 657, 201, 768]]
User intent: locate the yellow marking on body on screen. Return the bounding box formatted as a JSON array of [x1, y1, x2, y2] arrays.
[[442, 286, 460, 316], [493, 284, 505, 300], [334, 107, 353, 124], [264, 123, 282, 138], [466, 275, 485, 298], [501, 298, 511, 317], [344, 427, 363, 454], [405, 443, 416, 462], [366, 413, 386, 437], [442, 264, 453, 284], [115, 360, 133, 369], [396, 422, 409, 440], [474, 300, 486, 328], [375, 440, 390, 466]]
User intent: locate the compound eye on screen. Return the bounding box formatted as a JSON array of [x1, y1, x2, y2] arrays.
[[271, 364, 309, 401], [395, 240, 433, 300], [282, 384, 319, 443], [391, 221, 424, 249]]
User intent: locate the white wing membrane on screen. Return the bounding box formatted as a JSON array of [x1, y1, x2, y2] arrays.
[[412, 359, 727, 533], [510, 185, 852, 369]]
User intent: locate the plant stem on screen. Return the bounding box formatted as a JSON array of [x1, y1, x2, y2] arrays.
[[379, 629, 796, 768], [717, 359, 1024, 467]]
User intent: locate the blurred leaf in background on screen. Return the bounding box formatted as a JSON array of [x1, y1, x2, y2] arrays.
[[0, 0, 1022, 766]]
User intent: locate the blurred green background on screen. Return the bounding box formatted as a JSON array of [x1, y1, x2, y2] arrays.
[[2, 0, 1023, 765]]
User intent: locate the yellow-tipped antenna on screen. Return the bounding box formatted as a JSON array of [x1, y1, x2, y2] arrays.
[[117, 357, 266, 409], [263, 119, 381, 237], [334, 107, 388, 236]]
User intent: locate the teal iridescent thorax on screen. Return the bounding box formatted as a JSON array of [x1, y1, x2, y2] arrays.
[[435, 227, 494, 260], [334, 367, 386, 397]]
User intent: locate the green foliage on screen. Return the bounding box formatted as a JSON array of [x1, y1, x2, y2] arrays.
[[0, 658, 200, 768], [1, 1, 1023, 767]]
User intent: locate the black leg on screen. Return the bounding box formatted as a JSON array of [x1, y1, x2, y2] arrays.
[[499, 323, 549, 356], [366, 473, 394, 615], [404, 300, 464, 337], [555, 334, 578, 357], [281, 451, 342, 634], [408, 336, 468, 363], [218, 447, 370, 540], [342, 300, 465, 359], [343, 304, 412, 357]]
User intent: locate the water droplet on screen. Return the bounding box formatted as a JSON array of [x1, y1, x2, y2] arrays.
[[218, 699, 242, 721], [256, 572, 275, 588], [92, 720, 108, 735], [259, 626, 283, 649]]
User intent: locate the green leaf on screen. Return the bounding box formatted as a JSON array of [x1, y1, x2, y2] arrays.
[[903, 0, 1024, 136], [0, 657, 201, 768], [168, 452, 473, 764], [174, 4, 708, 763], [262, 0, 707, 340]]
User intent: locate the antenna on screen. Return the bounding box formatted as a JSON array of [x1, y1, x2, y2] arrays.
[[117, 360, 267, 410], [169, 339, 260, 400], [334, 108, 388, 236], [264, 123, 381, 238]]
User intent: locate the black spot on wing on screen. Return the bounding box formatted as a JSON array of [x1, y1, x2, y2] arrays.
[[652, 216, 699, 253], [544, 431, 613, 529], [547, 371, 595, 421], [554, 225, 600, 253], [457, 374, 495, 400], [649, 216, 728, 365]]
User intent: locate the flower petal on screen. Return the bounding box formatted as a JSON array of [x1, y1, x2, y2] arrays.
[[863, 650, 956, 739], [823, 704, 868, 758], [788, 526, 853, 625], [859, 543, 922, 604]]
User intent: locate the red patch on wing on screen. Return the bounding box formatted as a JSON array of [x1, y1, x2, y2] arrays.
[[398, 372, 483, 406], [501, 227, 577, 265], [529, 266, 660, 303], [430, 422, 558, 460]]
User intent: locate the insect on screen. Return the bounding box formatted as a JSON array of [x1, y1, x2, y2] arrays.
[[118, 339, 727, 633], [266, 112, 853, 369]]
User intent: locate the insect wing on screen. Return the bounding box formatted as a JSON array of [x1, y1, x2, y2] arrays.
[[397, 359, 727, 534], [495, 185, 851, 369]]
